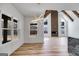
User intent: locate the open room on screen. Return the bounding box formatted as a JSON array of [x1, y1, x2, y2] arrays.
[[0, 3, 79, 56]]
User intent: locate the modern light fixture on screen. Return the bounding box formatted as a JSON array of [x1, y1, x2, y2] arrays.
[[31, 3, 45, 22]]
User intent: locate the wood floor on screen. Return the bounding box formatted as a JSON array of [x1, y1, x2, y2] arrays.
[[11, 37, 69, 56]]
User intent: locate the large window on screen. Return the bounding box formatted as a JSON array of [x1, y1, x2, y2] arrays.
[[2, 14, 12, 44], [0, 14, 18, 44]]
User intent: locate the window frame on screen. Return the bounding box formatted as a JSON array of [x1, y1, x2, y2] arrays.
[[0, 11, 19, 44]]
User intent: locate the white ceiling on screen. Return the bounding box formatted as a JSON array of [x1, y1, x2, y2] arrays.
[[13, 3, 79, 18]]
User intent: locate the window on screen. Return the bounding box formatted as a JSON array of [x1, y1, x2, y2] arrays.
[[61, 22, 64, 26], [13, 19, 18, 40], [44, 20, 48, 25], [2, 14, 12, 44], [44, 20, 48, 34], [0, 14, 18, 44]]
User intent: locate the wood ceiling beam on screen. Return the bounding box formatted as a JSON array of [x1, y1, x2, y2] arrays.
[[72, 11, 79, 18], [62, 10, 74, 21], [44, 10, 52, 18]]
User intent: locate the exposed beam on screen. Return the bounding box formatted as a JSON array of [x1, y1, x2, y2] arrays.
[[44, 10, 51, 18], [62, 10, 74, 21], [72, 11, 79, 18]]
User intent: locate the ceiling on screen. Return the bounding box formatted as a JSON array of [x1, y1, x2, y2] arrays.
[[13, 3, 79, 18]]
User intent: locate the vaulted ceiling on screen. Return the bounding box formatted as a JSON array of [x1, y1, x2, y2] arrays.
[[13, 3, 79, 18]]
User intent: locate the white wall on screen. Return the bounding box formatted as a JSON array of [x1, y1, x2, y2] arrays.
[[58, 13, 68, 37], [24, 17, 44, 43], [59, 11, 79, 38], [68, 17, 79, 38], [44, 14, 51, 37], [0, 3, 24, 55], [65, 11, 79, 38]]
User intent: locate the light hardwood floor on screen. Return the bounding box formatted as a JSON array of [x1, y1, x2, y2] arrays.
[[11, 37, 69, 56]]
